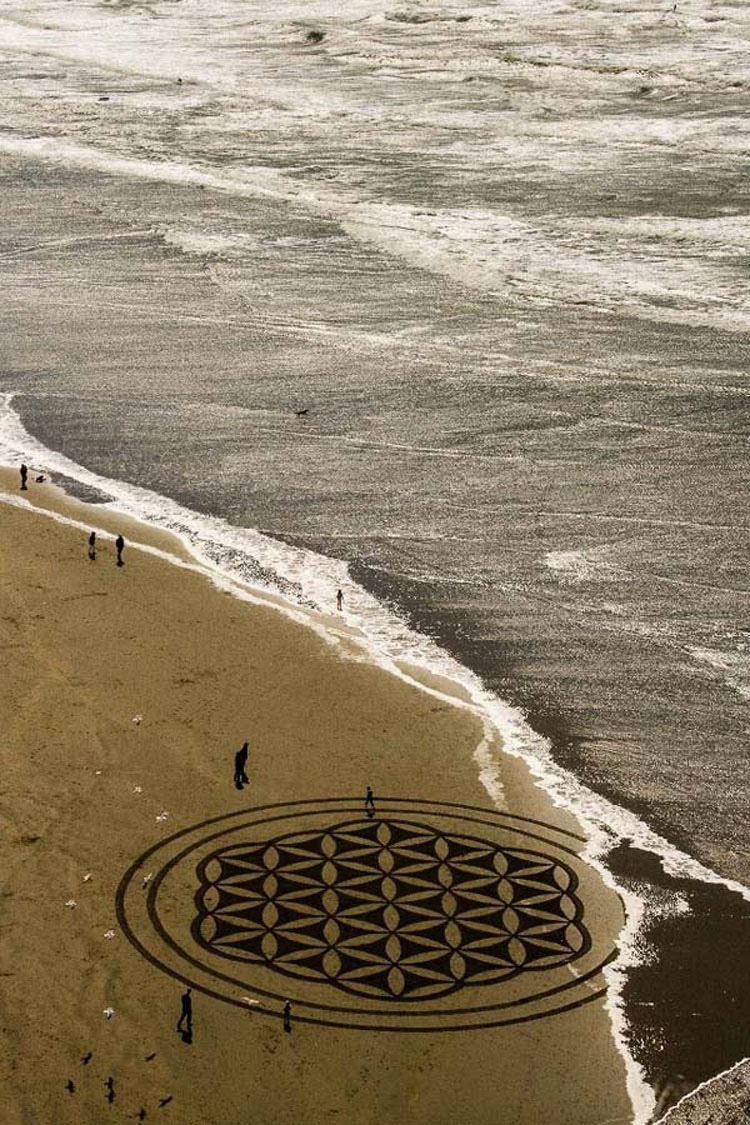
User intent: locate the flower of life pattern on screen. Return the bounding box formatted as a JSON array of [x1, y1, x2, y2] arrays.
[[192, 819, 588, 1002]]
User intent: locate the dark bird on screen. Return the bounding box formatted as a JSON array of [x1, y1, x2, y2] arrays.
[[35, 475, 45, 483], [294, 408, 308, 417], [66, 1079, 75, 1094], [136, 1111, 147, 1122], [105, 1076, 115, 1104], [145, 1052, 157, 1062], [158, 1096, 173, 1108], [80, 1052, 93, 1065]]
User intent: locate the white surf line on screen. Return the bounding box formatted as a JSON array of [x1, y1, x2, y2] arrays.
[[4, 391, 750, 1122], [0, 486, 407, 678]]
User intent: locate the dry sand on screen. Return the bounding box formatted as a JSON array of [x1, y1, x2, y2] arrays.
[[0, 472, 632, 1124]]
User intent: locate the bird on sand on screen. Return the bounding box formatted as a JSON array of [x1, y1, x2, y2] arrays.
[[80, 1052, 93, 1065], [294, 408, 309, 417], [66, 1079, 75, 1094], [159, 1095, 173, 1107], [145, 1052, 157, 1062]]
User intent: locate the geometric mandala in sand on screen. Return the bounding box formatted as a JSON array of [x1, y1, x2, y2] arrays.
[[192, 818, 587, 1002], [117, 798, 613, 1031]]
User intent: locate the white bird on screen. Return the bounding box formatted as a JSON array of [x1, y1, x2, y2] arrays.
[[142, 872, 153, 888], [156, 811, 170, 823], [103, 1007, 115, 1020], [241, 996, 261, 1006], [103, 929, 116, 940], [132, 714, 143, 725], [133, 786, 143, 794], [83, 874, 92, 883], [65, 899, 77, 909]]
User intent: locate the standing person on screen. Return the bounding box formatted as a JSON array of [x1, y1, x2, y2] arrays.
[[115, 534, 125, 567], [233, 742, 249, 789], [336, 589, 343, 612], [177, 987, 192, 1040], [283, 1000, 292, 1034], [88, 531, 97, 561], [365, 786, 375, 819], [19, 463, 28, 491]]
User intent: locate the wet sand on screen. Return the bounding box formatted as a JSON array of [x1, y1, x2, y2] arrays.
[[0, 472, 631, 1124]]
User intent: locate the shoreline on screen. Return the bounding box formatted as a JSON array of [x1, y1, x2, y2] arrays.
[[7, 402, 749, 1121], [0, 468, 634, 1123], [5, 400, 750, 1118], [4, 390, 746, 904], [2, 391, 747, 908]]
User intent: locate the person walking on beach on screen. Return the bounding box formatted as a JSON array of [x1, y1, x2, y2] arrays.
[[283, 1000, 292, 1033], [88, 531, 97, 561], [19, 463, 28, 491], [115, 534, 125, 567], [177, 987, 193, 1041], [234, 742, 249, 790], [365, 785, 375, 819], [336, 589, 343, 612]]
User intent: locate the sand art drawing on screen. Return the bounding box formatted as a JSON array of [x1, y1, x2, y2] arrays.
[[117, 798, 614, 1033], [192, 817, 589, 1002]]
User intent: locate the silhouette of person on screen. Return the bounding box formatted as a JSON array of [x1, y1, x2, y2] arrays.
[[365, 786, 375, 819], [234, 742, 249, 790], [115, 534, 125, 567], [336, 589, 343, 612], [177, 987, 193, 1041], [20, 463, 28, 491], [283, 1000, 292, 1033], [88, 531, 96, 561]]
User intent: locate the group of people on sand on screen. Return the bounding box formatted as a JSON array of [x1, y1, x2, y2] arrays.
[[233, 737, 376, 815], [19, 462, 126, 566], [87, 530, 125, 567]]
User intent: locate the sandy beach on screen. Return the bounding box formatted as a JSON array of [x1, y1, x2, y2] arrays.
[[0, 471, 631, 1124]]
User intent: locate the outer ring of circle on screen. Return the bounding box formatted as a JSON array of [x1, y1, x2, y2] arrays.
[[116, 798, 616, 1031]]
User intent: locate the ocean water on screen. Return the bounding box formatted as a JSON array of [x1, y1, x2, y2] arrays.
[[1, 0, 750, 1117]]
